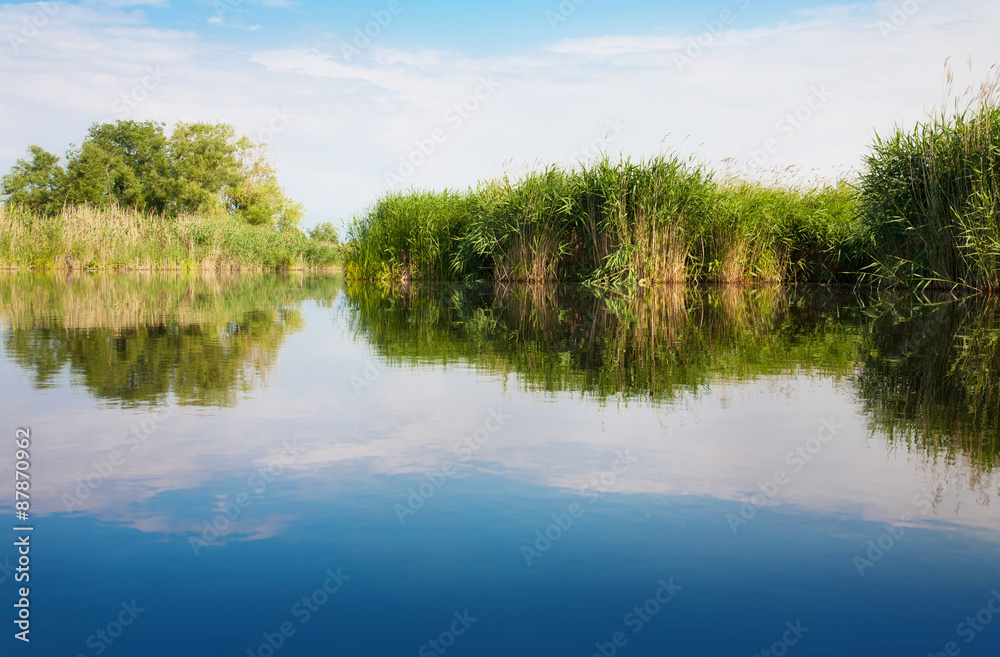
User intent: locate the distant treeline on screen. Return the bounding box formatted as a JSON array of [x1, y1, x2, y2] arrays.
[[2, 120, 305, 229], [0, 120, 340, 270], [345, 71, 1000, 292]]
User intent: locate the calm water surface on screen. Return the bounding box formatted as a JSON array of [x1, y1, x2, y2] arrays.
[[0, 273, 998, 656]]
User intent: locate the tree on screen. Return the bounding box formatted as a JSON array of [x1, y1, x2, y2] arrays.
[[62, 120, 171, 213], [0, 145, 66, 215], [2, 120, 306, 230], [167, 122, 242, 216], [0, 121, 305, 231], [226, 143, 304, 231], [308, 222, 340, 244]]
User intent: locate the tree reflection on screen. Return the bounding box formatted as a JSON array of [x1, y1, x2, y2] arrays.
[[0, 271, 339, 407]]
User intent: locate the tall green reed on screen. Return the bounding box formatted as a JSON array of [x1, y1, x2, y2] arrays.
[[859, 66, 1000, 291], [345, 155, 858, 288]]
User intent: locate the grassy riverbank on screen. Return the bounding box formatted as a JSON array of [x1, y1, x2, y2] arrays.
[[0, 205, 340, 271], [346, 77, 1000, 291], [345, 158, 861, 287]]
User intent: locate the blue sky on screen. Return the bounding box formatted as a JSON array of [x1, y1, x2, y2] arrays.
[[113, 1, 829, 53], [2, 0, 998, 230]]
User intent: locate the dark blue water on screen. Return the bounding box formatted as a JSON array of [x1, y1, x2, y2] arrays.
[[1, 274, 998, 656]]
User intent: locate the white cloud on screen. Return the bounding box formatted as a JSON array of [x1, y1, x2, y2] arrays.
[[550, 34, 687, 56], [1, 0, 999, 230], [11, 366, 1000, 540]]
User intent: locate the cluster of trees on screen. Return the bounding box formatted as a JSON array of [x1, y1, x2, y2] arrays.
[[307, 221, 339, 244], [1, 120, 307, 231]]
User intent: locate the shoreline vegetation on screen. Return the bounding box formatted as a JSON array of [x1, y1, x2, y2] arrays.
[[0, 120, 340, 271], [2, 69, 995, 283], [0, 205, 340, 271], [345, 69, 1000, 292]]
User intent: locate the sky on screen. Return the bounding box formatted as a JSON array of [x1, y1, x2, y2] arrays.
[[1, 0, 998, 232]]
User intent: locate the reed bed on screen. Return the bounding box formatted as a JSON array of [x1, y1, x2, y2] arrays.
[[347, 68, 1000, 291], [345, 155, 860, 288], [859, 66, 1000, 291], [0, 205, 340, 271]]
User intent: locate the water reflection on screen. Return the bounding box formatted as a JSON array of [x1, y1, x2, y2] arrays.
[[345, 282, 863, 399], [857, 295, 1000, 476], [0, 274, 996, 519], [0, 271, 337, 407], [345, 282, 998, 475], [2, 274, 999, 655]]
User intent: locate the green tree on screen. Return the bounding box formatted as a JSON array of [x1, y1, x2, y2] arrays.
[[308, 221, 340, 244], [62, 120, 171, 213], [3, 120, 306, 230], [0, 145, 66, 215], [226, 143, 304, 231], [167, 122, 243, 216]]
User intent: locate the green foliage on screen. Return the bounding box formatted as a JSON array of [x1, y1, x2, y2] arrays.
[[344, 189, 478, 282], [166, 122, 243, 215], [63, 120, 172, 213], [859, 72, 1000, 291], [344, 70, 1000, 291], [226, 144, 304, 231], [1, 145, 67, 215], [0, 205, 338, 271], [703, 179, 861, 284], [573, 156, 714, 286], [2, 120, 304, 231], [345, 156, 859, 287], [308, 221, 340, 244]]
